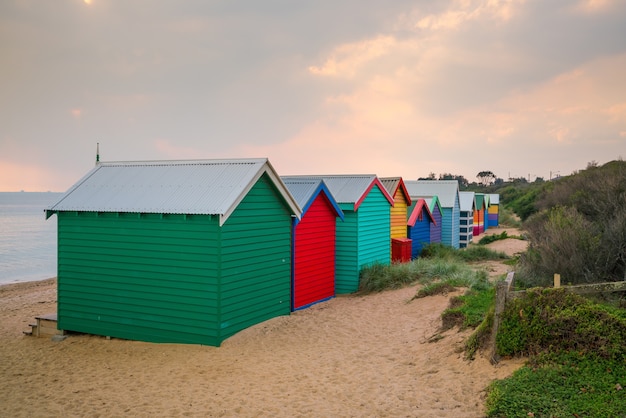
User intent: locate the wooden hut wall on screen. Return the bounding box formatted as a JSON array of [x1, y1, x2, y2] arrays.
[[56, 211, 222, 346], [390, 188, 409, 240], [473, 194, 486, 236], [488, 202, 499, 227], [429, 200, 443, 244], [407, 201, 433, 259], [485, 193, 499, 227], [218, 174, 293, 342], [441, 200, 460, 249]]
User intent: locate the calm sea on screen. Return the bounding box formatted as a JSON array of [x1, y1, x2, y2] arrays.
[[0, 192, 63, 285]]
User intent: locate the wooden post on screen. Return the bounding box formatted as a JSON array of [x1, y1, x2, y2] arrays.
[[490, 272, 515, 365], [554, 273, 561, 288]]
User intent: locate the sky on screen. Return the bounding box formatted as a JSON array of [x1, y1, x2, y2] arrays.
[[1, 0, 625, 192]]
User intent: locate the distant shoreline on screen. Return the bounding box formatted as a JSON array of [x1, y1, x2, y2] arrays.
[[0, 276, 56, 290]]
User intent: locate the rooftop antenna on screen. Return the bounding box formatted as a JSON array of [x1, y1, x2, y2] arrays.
[[96, 142, 100, 165]]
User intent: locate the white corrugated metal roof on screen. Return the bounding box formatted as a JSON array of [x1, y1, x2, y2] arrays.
[[281, 178, 324, 209], [281, 175, 381, 207], [47, 158, 301, 225], [459, 191, 475, 211], [404, 180, 459, 208], [281, 177, 344, 220], [379, 177, 401, 197], [488, 193, 500, 204]]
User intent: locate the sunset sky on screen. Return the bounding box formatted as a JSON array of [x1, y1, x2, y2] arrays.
[[1, 0, 625, 192]]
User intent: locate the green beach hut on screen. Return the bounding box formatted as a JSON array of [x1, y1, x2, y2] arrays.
[[46, 158, 301, 346]]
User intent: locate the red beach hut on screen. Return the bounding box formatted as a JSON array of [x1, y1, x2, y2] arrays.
[[282, 178, 344, 310]]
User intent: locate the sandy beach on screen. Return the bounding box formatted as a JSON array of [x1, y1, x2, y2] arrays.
[[0, 227, 526, 417]]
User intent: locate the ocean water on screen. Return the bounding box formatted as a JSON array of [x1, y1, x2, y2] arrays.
[[0, 192, 63, 285]]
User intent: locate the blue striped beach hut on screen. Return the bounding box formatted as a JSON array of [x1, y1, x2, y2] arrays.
[[405, 180, 461, 249]]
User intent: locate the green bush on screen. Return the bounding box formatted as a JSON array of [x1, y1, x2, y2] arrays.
[[496, 288, 626, 360], [519, 160, 626, 285], [486, 352, 626, 417]]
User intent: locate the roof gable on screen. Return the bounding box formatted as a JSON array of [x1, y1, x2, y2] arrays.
[[488, 194, 500, 205], [474, 193, 486, 210], [459, 191, 476, 211], [380, 177, 412, 207], [281, 178, 344, 222], [404, 180, 459, 208], [47, 158, 302, 226], [281, 175, 393, 211], [407, 198, 436, 227]]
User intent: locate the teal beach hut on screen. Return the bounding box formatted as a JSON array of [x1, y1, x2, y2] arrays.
[[46, 159, 301, 346], [282, 175, 394, 294]]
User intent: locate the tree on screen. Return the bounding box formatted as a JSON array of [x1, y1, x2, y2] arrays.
[[418, 172, 437, 180], [438, 173, 469, 188], [476, 171, 496, 186]]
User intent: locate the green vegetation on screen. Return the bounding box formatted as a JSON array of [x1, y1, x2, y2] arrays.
[[486, 352, 626, 418], [496, 206, 522, 228], [486, 288, 626, 417], [496, 288, 626, 359], [477, 231, 509, 245], [420, 242, 508, 262], [518, 160, 626, 286], [358, 255, 495, 295]]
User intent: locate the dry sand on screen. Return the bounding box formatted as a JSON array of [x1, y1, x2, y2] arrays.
[[0, 229, 527, 418]]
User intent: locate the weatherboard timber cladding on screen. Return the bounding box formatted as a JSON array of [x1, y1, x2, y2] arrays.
[[292, 192, 337, 309], [487, 194, 500, 227], [335, 186, 390, 294], [483, 194, 490, 232], [473, 194, 486, 236], [406, 199, 434, 259], [390, 190, 408, 239], [218, 175, 292, 341], [428, 198, 443, 244], [55, 173, 293, 346]]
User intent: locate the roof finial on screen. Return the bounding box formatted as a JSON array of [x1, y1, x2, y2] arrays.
[[96, 142, 100, 165]]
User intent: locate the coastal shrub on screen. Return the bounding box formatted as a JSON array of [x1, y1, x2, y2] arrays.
[[486, 352, 626, 417], [487, 285, 626, 416], [519, 160, 626, 285], [496, 288, 626, 359]]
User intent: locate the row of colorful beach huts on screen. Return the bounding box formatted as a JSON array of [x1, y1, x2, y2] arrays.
[[45, 158, 499, 346]]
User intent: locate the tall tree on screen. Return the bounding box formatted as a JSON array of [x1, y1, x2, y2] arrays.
[[476, 170, 496, 186]]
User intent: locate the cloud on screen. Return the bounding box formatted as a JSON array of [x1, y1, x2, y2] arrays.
[[414, 0, 523, 31], [573, 0, 617, 14], [308, 36, 397, 79]]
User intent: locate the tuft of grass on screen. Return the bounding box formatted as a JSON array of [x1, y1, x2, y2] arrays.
[[420, 242, 509, 262], [359, 253, 495, 295], [461, 245, 509, 261], [478, 231, 509, 245]]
